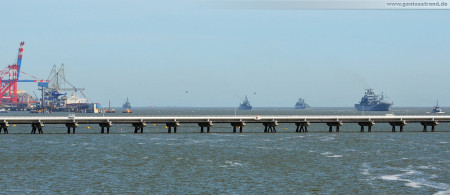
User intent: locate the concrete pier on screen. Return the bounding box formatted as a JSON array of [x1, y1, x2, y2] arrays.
[[66, 123, 78, 134], [99, 121, 112, 134], [0, 115, 448, 134], [31, 122, 44, 134], [326, 121, 343, 132], [0, 122, 9, 134], [133, 122, 147, 133], [263, 121, 278, 133], [420, 121, 438, 132], [198, 121, 213, 133], [358, 121, 375, 132], [389, 121, 407, 132], [166, 122, 179, 133], [295, 122, 310, 133], [231, 122, 245, 133]]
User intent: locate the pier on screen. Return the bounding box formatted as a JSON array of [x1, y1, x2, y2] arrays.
[[0, 115, 449, 134]]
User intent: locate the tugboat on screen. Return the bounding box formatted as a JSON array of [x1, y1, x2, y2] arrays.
[[294, 98, 310, 109], [432, 100, 444, 113], [355, 89, 393, 111], [122, 97, 132, 113], [105, 100, 116, 113], [239, 95, 252, 110]]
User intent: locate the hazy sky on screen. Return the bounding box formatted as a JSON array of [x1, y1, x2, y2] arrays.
[[1, 0, 449, 107]]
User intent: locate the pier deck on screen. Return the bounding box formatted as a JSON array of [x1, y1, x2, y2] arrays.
[[0, 115, 449, 134]]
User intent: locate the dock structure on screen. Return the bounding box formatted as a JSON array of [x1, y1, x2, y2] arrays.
[[0, 115, 449, 134]]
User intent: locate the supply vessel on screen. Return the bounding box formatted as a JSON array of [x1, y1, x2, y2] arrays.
[[294, 98, 310, 109], [239, 95, 252, 110], [355, 89, 392, 111]]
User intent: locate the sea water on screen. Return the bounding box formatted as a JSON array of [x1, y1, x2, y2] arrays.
[[0, 107, 449, 194]]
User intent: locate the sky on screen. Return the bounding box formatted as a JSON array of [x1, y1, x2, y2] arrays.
[[0, 0, 449, 107]]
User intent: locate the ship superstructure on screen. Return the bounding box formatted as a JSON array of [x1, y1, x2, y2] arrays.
[[122, 97, 132, 113], [239, 95, 252, 110], [432, 100, 444, 113], [294, 98, 310, 109], [355, 89, 393, 111]]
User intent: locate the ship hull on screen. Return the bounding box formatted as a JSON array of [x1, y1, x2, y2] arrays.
[[354, 103, 392, 111], [239, 106, 252, 110]]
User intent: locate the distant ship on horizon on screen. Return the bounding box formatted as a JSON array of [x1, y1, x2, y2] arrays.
[[355, 89, 393, 111], [294, 98, 310, 109], [432, 100, 444, 113], [122, 97, 132, 113], [239, 95, 252, 110]]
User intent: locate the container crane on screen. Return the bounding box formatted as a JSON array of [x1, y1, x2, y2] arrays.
[[0, 42, 49, 108]]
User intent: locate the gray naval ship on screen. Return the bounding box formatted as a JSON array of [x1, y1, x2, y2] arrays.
[[355, 89, 393, 111], [294, 98, 310, 109], [239, 95, 252, 110]]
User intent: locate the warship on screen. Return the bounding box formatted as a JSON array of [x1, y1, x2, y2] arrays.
[[432, 100, 444, 113], [354, 89, 392, 111], [122, 97, 132, 113], [239, 95, 252, 110], [294, 98, 310, 109]]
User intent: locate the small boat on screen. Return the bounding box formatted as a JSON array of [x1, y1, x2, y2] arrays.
[[105, 100, 116, 113], [239, 95, 252, 110], [0, 108, 9, 113], [122, 97, 132, 113], [432, 100, 444, 113]]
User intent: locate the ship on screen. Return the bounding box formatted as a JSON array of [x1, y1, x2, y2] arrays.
[[354, 89, 393, 111], [294, 98, 310, 109], [122, 97, 132, 113], [0, 107, 9, 113], [104, 100, 116, 113], [239, 95, 252, 110], [432, 100, 444, 113]]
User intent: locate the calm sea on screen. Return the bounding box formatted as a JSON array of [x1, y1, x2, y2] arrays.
[[0, 107, 449, 194]]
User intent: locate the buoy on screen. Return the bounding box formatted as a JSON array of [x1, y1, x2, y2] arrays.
[[153, 124, 156, 126], [87, 126, 90, 129], [165, 126, 168, 129], [13, 124, 16, 127]]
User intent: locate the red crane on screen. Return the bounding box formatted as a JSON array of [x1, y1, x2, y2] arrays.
[[0, 42, 49, 106]]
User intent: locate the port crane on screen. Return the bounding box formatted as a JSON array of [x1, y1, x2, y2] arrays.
[[0, 42, 49, 108]]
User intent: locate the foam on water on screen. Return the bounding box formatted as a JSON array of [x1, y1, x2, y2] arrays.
[[434, 189, 450, 195], [379, 167, 449, 191]]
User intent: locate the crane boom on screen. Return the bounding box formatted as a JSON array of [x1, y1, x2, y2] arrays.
[[16, 42, 25, 80]]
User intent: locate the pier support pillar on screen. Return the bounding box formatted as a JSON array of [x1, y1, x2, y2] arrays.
[[389, 121, 407, 132], [420, 121, 438, 132], [295, 122, 310, 133], [198, 121, 213, 133], [326, 121, 343, 133], [166, 122, 180, 133], [231, 122, 246, 133], [263, 121, 278, 133], [0, 122, 9, 134], [65, 123, 78, 134], [99, 122, 113, 134], [133, 122, 147, 133], [358, 121, 375, 133], [31, 122, 44, 134]]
